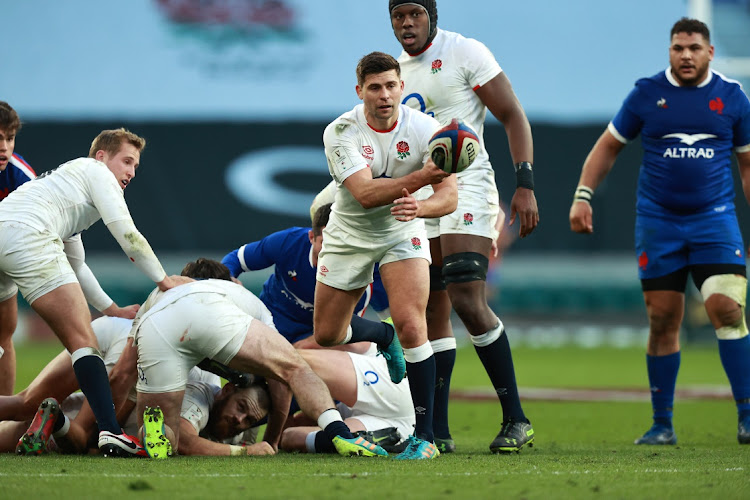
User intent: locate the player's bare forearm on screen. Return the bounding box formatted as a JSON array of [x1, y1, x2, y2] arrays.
[[736, 150, 750, 205], [417, 174, 458, 218], [178, 420, 229, 456], [109, 338, 139, 412], [578, 130, 625, 189], [344, 162, 448, 209], [263, 378, 292, 450]]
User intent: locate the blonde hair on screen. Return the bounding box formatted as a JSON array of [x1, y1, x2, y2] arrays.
[[88, 128, 146, 159]]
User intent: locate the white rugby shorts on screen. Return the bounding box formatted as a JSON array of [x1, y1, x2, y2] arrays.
[[424, 188, 500, 240], [135, 293, 251, 393], [317, 218, 430, 290], [0, 222, 78, 304], [345, 351, 415, 441]]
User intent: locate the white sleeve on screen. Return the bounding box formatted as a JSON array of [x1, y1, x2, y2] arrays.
[[324, 122, 368, 183], [63, 235, 114, 312], [460, 37, 503, 89], [106, 219, 167, 284], [310, 180, 336, 222]]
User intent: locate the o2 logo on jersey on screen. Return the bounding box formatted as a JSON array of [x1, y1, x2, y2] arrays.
[[363, 370, 379, 386], [402, 93, 434, 117]]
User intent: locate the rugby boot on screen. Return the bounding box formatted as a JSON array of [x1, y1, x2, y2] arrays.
[[434, 437, 456, 453], [353, 427, 404, 453], [142, 406, 173, 459], [738, 414, 750, 444], [378, 317, 406, 384], [99, 430, 148, 457], [490, 419, 535, 453], [16, 397, 60, 455], [394, 435, 440, 460], [332, 435, 388, 457], [634, 423, 677, 445]]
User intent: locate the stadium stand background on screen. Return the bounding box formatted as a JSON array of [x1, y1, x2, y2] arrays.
[[5, 0, 749, 344]]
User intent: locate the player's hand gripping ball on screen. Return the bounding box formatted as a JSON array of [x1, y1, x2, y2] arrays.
[[428, 119, 480, 174]]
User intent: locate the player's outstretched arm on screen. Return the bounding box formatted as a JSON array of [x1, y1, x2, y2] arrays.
[[177, 418, 274, 456], [569, 129, 625, 234]]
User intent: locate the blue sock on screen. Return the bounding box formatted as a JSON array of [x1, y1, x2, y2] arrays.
[[432, 343, 456, 439], [646, 351, 680, 426], [474, 331, 526, 422], [717, 336, 750, 417], [313, 431, 337, 453], [348, 315, 393, 345], [405, 356, 436, 442], [323, 420, 353, 441], [72, 351, 119, 434]]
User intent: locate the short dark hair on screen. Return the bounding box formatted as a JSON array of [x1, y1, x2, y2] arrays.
[[356, 51, 400, 87], [181, 258, 231, 281], [0, 101, 21, 133], [312, 203, 332, 236], [670, 17, 710, 43]]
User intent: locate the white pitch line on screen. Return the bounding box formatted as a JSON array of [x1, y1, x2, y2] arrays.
[[0, 467, 744, 479]]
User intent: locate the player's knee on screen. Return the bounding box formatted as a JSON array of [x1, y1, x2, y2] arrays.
[[429, 265, 446, 291], [701, 274, 748, 340], [442, 252, 489, 286]]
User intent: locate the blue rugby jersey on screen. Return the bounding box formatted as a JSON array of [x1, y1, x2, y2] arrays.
[[222, 227, 379, 343], [609, 69, 750, 216], [0, 153, 36, 200]]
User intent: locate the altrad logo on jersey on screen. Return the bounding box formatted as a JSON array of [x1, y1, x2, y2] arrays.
[[661, 133, 716, 159]]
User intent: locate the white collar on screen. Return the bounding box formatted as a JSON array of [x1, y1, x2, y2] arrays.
[[665, 67, 713, 88]]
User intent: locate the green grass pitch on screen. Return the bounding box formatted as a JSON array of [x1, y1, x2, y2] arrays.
[[1, 342, 747, 499]]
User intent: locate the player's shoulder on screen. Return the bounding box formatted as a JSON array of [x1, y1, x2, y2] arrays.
[[324, 106, 362, 139], [710, 70, 747, 97], [400, 104, 440, 130], [633, 69, 669, 90]]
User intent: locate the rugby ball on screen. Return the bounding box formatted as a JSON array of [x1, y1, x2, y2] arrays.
[[428, 119, 480, 174]]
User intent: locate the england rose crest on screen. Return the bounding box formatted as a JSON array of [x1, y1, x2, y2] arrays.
[[411, 237, 421, 250], [463, 213, 474, 226], [396, 141, 410, 160], [431, 59, 442, 74]]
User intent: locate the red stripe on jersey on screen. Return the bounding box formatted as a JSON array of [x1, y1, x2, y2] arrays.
[[368, 120, 398, 133], [11, 154, 37, 178], [473, 85, 480, 91], [407, 42, 433, 57]]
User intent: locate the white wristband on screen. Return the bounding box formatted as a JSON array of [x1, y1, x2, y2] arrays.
[[229, 444, 246, 456], [574, 185, 594, 204]]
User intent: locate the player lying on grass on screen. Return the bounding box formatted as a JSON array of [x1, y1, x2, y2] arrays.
[[0, 377, 273, 456], [130, 258, 387, 459], [221, 203, 388, 354], [281, 348, 415, 454]]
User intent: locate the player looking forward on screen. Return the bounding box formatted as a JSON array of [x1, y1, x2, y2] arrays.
[[570, 18, 750, 445], [313, 51, 457, 460], [389, 0, 538, 453]]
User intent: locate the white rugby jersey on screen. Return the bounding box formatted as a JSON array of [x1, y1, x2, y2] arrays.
[[90, 316, 132, 369], [323, 103, 439, 236], [399, 28, 502, 198], [131, 279, 276, 337], [181, 380, 259, 445], [0, 158, 132, 239]]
